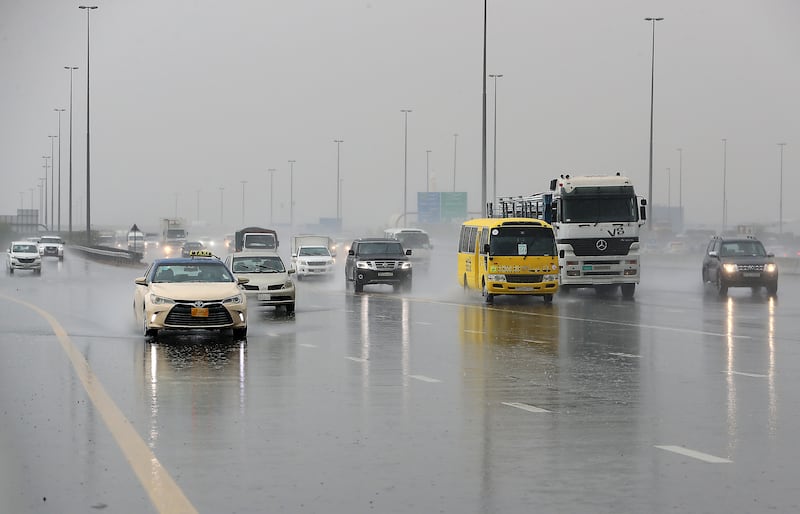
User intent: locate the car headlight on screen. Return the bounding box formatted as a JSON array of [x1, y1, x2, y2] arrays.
[[399, 262, 412, 269], [150, 294, 175, 305], [327, 259, 334, 265], [723, 263, 738, 273], [356, 261, 371, 269], [487, 274, 506, 282], [284, 280, 293, 289], [544, 273, 559, 282], [765, 263, 777, 273], [223, 294, 244, 305]]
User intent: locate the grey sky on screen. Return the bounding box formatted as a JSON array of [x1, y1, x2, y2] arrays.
[[2, 0, 798, 233]]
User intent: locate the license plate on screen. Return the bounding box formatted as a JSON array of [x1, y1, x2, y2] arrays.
[[515, 286, 534, 291], [258, 293, 271, 301], [742, 272, 760, 278], [377, 272, 393, 277], [191, 307, 209, 317]]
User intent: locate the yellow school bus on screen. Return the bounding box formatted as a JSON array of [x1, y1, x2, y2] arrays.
[[457, 218, 559, 303]]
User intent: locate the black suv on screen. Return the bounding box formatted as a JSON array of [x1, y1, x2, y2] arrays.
[[345, 238, 412, 293], [702, 235, 778, 296]]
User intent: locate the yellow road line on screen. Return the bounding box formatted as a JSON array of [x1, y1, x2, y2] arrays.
[[1, 294, 198, 514]]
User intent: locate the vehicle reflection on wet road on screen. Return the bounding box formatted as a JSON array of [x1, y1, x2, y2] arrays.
[[1, 251, 799, 513]]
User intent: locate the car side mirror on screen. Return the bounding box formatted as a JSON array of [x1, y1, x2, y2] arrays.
[[237, 276, 250, 285], [767, 252, 775, 258], [708, 251, 718, 258], [406, 249, 412, 255], [288, 267, 296, 275], [134, 277, 147, 286], [348, 249, 355, 256], [483, 243, 491, 254], [291, 253, 297, 258]]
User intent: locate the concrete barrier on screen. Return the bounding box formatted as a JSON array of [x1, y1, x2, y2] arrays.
[[70, 245, 143, 266]]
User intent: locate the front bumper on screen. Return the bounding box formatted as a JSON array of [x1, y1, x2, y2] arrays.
[[297, 263, 335, 277], [560, 256, 639, 286], [10, 259, 42, 270], [354, 268, 412, 286], [242, 285, 296, 307], [720, 269, 778, 288], [145, 301, 247, 330], [41, 246, 64, 257], [487, 275, 559, 296]]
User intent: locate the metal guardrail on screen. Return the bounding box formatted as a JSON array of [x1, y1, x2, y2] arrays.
[[70, 245, 143, 265]]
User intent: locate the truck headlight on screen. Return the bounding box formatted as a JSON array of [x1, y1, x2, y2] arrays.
[[543, 274, 559, 282], [487, 274, 506, 282], [723, 263, 738, 274]]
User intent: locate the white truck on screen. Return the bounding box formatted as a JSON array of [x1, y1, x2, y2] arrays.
[[494, 173, 647, 298], [290, 235, 336, 280], [160, 218, 187, 256]]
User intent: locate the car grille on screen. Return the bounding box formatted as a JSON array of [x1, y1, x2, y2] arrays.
[[737, 264, 765, 272], [373, 260, 400, 270], [307, 261, 327, 267], [563, 238, 637, 256], [267, 284, 283, 290], [243, 284, 260, 291], [165, 303, 233, 326], [17, 258, 35, 264], [505, 274, 543, 283]]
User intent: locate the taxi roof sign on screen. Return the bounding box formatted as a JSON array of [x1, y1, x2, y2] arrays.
[[189, 250, 214, 257]]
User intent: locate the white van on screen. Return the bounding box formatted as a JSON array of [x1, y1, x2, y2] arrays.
[[383, 228, 432, 271]]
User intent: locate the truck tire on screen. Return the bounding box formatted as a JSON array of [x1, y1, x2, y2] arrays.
[[621, 283, 635, 299]]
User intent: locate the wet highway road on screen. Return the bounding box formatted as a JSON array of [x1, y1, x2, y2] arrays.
[[1, 249, 799, 513]]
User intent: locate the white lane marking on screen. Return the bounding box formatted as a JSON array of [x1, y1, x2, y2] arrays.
[[299, 343, 317, 348], [408, 374, 441, 383], [463, 329, 485, 335], [502, 402, 551, 413], [267, 332, 280, 337], [610, 352, 641, 358], [655, 445, 732, 463], [522, 339, 551, 345], [415, 321, 434, 326], [345, 356, 367, 363], [723, 371, 768, 378]]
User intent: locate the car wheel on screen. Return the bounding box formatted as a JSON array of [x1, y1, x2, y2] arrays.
[[285, 303, 295, 315], [543, 294, 553, 304], [8, 268, 13, 275], [716, 276, 728, 297], [766, 283, 778, 296], [702, 268, 708, 283], [621, 283, 636, 299], [35, 268, 41, 275], [462, 274, 468, 291], [354, 279, 363, 293], [232, 326, 248, 339], [402, 279, 412, 293]]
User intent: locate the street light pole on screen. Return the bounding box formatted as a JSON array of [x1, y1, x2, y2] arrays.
[[666, 167, 671, 210], [425, 149, 431, 192], [778, 142, 787, 234], [219, 187, 224, 226], [41, 157, 50, 229], [48, 135, 57, 230], [489, 73, 503, 207], [288, 160, 296, 230], [452, 133, 458, 192], [38, 181, 44, 225], [196, 189, 201, 222], [65, 66, 78, 235], [334, 139, 344, 221], [645, 16, 664, 227], [481, 0, 488, 217], [267, 168, 277, 226], [400, 110, 411, 227], [722, 138, 727, 233], [676, 147, 683, 212], [54, 108, 65, 231], [240, 181, 247, 225], [79, 5, 98, 241]]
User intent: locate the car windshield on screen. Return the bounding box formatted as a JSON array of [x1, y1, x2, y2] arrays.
[[12, 244, 38, 253], [720, 241, 767, 257], [40, 237, 63, 244], [298, 247, 329, 257], [152, 263, 234, 283], [358, 242, 405, 255], [489, 227, 557, 256], [231, 256, 285, 273], [561, 194, 638, 223]]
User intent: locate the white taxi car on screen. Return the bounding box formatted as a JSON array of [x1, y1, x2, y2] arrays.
[[7, 241, 42, 274], [225, 251, 296, 314], [133, 251, 248, 339]]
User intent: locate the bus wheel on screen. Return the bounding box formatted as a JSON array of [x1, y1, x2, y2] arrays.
[[543, 294, 553, 304], [621, 283, 635, 299], [463, 274, 468, 291], [483, 281, 494, 304]]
